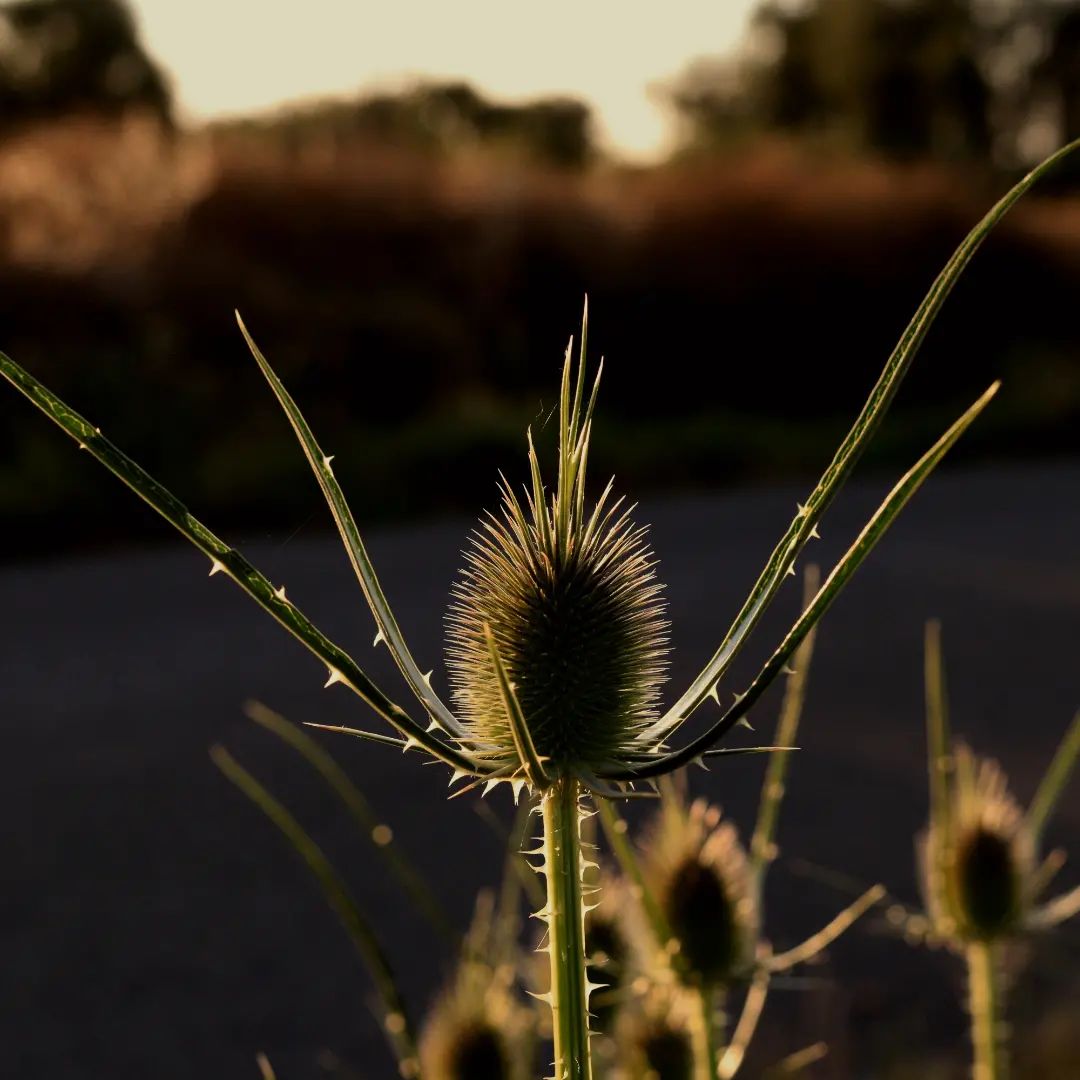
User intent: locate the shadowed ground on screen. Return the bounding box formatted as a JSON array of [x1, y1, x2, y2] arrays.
[[2, 460, 1078, 1078]]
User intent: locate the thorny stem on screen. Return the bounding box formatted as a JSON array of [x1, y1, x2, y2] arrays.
[[541, 777, 593, 1080], [967, 941, 1006, 1080]]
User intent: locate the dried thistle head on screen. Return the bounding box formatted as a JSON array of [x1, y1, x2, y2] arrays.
[[418, 894, 533, 1080], [445, 319, 669, 781], [918, 621, 1080, 948], [615, 986, 695, 1080], [922, 746, 1035, 943], [640, 794, 759, 987]]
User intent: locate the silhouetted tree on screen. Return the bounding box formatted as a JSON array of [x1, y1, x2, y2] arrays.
[[223, 80, 595, 169], [1033, 6, 1080, 145], [665, 0, 1080, 167], [370, 81, 594, 168], [0, 0, 171, 127]]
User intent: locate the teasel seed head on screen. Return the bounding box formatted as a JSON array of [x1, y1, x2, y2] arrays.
[[615, 986, 695, 1080], [418, 963, 532, 1080], [922, 746, 1036, 944], [445, 321, 669, 781], [640, 795, 759, 987], [419, 895, 533, 1080]]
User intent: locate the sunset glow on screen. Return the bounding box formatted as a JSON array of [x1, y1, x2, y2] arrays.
[[133, 0, 756, 159]]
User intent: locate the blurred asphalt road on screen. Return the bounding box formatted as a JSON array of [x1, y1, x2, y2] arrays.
[[2, 460, 1078, 1078]]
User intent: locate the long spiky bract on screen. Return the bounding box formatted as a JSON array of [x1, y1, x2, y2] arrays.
[[626, 136, 1080, 765], [608, 381, 999, 781], [0, 343, 492, 779], [236, 313, 469, 743]]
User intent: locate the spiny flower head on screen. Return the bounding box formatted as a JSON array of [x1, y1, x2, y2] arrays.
[[445, 316, 669, 781], [640, 794, 759, 987], [922, 746, 1035, 943], [418, 894, 533, 1080]]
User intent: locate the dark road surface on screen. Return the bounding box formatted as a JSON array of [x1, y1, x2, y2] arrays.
[[3, 460, 1078, 1078]]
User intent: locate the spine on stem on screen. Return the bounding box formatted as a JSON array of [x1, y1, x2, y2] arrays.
[[540, 777, 593, 1080]]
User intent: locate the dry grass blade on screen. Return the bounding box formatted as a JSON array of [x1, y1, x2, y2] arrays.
[[210, 746, 420, 1078], [246, 701, 457, 943]]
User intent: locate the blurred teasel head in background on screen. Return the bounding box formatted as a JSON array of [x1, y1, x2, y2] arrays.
[[639, 793, 759, 988]]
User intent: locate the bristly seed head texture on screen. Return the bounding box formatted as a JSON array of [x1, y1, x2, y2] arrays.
[[922, 746, 1035, 943], [445, 312, 670, 778], [640, 794, 759, 987]]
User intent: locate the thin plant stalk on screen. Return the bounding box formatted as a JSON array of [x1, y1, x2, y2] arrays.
[[766, 884, 884, 971], [762, 1042, 828, 1077], [718, 965, 770, 1080], [540, 777, 593, 1080], [967, 940, 1005, 1080], [210, 747, 420, 1079], [596, 797, 675, 953], [1026, 710, 1080, 843], [688, 986, 719, 1080], [750, 564, 821, 892], [245, 700, 457, 944]]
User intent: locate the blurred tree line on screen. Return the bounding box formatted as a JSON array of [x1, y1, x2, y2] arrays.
[[215, 81, 594, 169], [0, 0, 170, 127], [665, 0, 1080, 171], [5, 0, 1080, 175], [1, 0, 1079, 557], [0, 0, 593, 167]]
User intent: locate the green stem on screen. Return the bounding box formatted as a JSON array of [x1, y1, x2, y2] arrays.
[[967, 941, 1006, 1080], [542, 777, 593, 1080], [689, 986, 719, 1080]]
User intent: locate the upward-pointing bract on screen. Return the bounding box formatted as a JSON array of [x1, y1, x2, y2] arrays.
[[446, 331, 670, 778]]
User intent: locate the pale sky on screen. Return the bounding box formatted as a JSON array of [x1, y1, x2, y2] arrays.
[[132, 0, 758, 161]]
